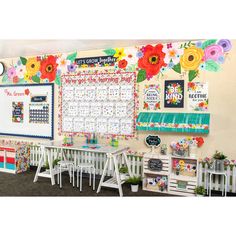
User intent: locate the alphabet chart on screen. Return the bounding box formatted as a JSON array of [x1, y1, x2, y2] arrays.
[[60, 72, 136, 136]]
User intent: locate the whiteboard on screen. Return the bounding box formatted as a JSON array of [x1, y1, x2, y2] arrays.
[[0, 83, 54, 139], [60, 72, 136, 137]]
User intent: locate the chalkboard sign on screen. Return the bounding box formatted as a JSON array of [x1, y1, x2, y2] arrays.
[[31, 95, 47, 102], [145, 135, 161, 147], [148, 158, 163, 171]]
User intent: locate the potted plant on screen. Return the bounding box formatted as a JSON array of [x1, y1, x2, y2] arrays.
[[213, 151, 228, 172], [126, 176, 142, 192], [44, 159, 60, 171], [119, 165, 128, 181], [194, 186, 206, 197]]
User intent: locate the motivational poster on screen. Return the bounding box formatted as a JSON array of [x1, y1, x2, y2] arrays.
[[164, 80, 184, 108], [143, 84, 161, 110], [188, 82, 208, 111]]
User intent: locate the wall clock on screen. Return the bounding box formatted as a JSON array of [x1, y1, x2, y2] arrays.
[[0, 62, 5, 76]]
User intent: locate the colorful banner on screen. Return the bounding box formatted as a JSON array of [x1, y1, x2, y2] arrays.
[[164, 80, 184, 108], [143, 84, 161, 110], [188, 82, 208, 111]]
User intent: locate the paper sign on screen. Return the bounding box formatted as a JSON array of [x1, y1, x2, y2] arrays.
[[188, 82, 208, 111], [143, 84, 161, 110]]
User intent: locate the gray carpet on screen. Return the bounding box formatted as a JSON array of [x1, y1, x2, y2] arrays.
[[0, 168, 172, 197]]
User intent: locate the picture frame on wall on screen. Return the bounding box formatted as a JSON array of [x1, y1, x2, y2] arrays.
[[164, 80, 184, 108]]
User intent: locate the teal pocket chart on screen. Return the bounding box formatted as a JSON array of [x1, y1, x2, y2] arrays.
[[0, 83, 54, 139]]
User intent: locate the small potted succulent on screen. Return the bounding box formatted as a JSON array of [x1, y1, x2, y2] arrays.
[[126, 176, 142, 192], [213, 151, 227, 172], [119, 165, 129, 181], [194, 186, 206, 197]]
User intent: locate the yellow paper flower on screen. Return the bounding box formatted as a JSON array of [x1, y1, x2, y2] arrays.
[[81, 64, 88, 68], [26, 57, 40, 76], [114, 48, 126, 61], [179, 160, 185, 166], [180, 46, 204, 71], [24, 73, 30, 81]]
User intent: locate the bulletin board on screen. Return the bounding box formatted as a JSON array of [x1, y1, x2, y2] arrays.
[[0, 83, 54, 139], [60, 72, 136, 137]]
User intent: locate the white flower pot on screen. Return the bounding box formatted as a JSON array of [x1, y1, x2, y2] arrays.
[[131, 184, 139, 192], [120, 173, 127, 181], [195, 194, 204, 197]]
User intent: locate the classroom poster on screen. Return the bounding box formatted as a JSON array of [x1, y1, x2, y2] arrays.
[[188, 82, 208, 111], [164, 80, 184, 108], [61, 72, 136, 136], [12, 102, 24, 123], [143, 84, 161, 110]]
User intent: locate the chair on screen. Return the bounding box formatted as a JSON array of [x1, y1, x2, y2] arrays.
[[58, 160, 75, 189], [77, 160, 96, 192]]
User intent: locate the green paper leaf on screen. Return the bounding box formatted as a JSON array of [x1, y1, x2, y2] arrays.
[[55, 75, 61, 86], [18, 78, 25, 84], [137, 69, 146, 83], [20, 56, 27, 65], [32, 75, 40, 83], [201, 39, 217, 50], [188, 70, 198, 81], [2, 74, 8, 83], [66, 52, 77, 62], [103, 48, 116, 56], [172, 63, 181, 74], [205, 59, 220, 72]]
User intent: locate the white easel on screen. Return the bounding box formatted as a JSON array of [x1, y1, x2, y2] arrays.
[[97, 149, 133, 197]]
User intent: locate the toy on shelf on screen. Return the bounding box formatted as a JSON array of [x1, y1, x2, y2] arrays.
[[63, 135, 73, 147], [160, 144, 167, 155]]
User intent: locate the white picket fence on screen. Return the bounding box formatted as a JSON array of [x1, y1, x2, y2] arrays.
[[197, 163, 236, 193], [29, 146, 236, 193], [30, 145, 143, 177]]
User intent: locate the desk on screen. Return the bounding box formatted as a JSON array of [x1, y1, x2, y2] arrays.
[[33, 141, 133, 196]]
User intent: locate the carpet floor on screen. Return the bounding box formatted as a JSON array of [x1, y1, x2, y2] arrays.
[[0, 168, 171, 197]]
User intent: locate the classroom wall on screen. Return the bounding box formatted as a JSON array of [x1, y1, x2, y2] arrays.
[[0, 40, 236, 159]]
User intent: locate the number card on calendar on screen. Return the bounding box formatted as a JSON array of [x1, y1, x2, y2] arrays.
[[61, 72, 136, 136]]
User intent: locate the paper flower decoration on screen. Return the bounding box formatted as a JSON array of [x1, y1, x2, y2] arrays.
[[138, 44, 166, 77], [162, 43, 183, 65], [118, 59, 128, 69], [180, 46, 204, 71], [203, 45, 224, 61], [67, 63, 77, 72], [40, 55, 58, 82], [16, 65, 26, 79], [26, 57, 40, 76], [114, 48, 126, 61], [218, 39, 232, 52], [7, 66, 16, 80]]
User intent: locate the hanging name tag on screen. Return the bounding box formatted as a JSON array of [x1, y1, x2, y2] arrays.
[[145, 135, 161, 147]]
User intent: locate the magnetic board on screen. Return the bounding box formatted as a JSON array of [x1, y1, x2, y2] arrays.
[[0, 83, 54, 139], [60, 72, 136, 137]]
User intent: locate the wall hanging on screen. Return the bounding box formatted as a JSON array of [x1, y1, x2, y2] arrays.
[[59, 71, 137, 137]]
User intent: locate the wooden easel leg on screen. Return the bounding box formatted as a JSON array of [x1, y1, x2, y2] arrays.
[[97, 157, 109, 193], [113, 155, 123, 197], [123, 152, 134, 177], [33, 147, 45, 183]]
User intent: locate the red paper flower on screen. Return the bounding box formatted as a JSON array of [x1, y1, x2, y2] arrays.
[[196, 137, 204, 147], [40, 55, 58, 82], [118, 59, 128, 69], [138, 44, 167, 77], [24, 89, 30, 96], [13, 76, 19, 84], [199, 102, 205, 107]]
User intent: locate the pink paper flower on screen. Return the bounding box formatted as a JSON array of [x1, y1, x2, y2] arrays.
[[7, 66, 16, 80], [204, 45, 224, 61]]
